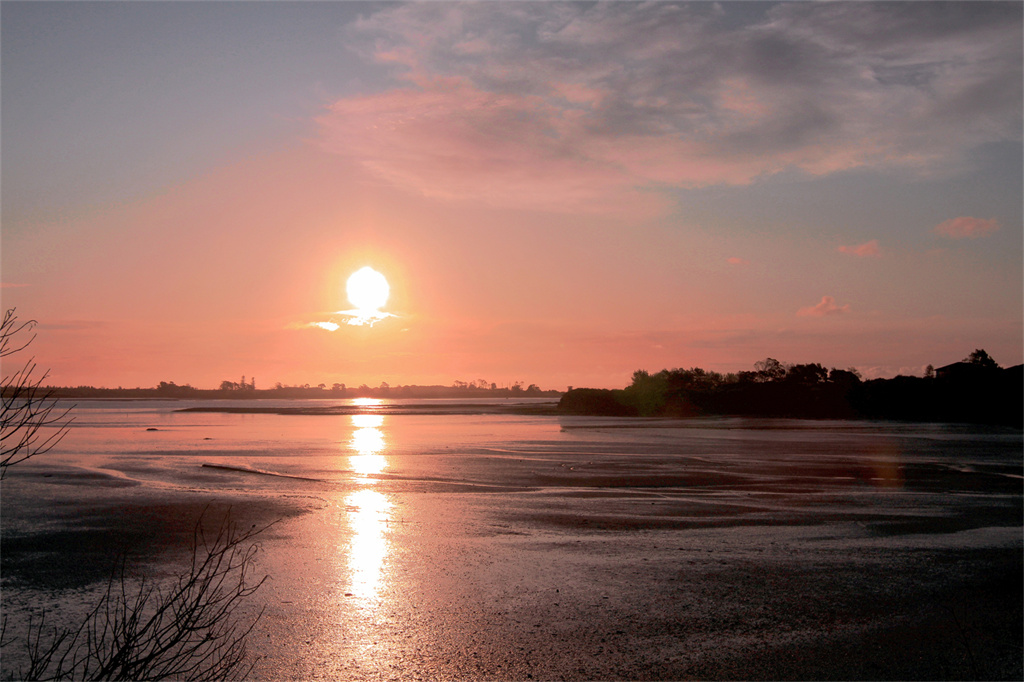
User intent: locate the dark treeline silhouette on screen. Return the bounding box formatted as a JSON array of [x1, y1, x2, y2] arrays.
[[39, 381, 561, 401], [559, 350, 1023, 427]]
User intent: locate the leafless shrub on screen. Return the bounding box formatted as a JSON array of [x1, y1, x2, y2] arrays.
[[1, 308, 74, 478], [2, 511, 272, 681], [1, 310, 271, 679]]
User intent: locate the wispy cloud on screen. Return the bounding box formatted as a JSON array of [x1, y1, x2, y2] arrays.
[[303, 310, 397, 332], [933, 216, 1001, 239], [338, 309, 395, 328], [0, 282, 29, 288], [797, 295, 850, 317], [320, 2, 1022, 211], [726, 257, 749, 266], [838, 239, 880, 257]]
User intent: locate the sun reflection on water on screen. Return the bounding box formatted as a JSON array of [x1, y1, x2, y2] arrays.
[[343, 413, 392, 607], [350, 450, 387, 476], [352, 414, 384, 429], [349, 414, 387, 477], [344, 488, 392, 601]]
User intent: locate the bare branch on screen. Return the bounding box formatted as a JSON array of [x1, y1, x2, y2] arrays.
[[2, 509, 273, 681], [0, 308, 74, 478], [1, 308, 38, 358]]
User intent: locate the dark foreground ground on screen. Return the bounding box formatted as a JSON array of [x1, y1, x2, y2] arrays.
[[2, 419, 1021, 680]]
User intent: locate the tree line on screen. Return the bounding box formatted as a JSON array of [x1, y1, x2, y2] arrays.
[[42, 381, 561, 400], [559, 350, 1023, 427]]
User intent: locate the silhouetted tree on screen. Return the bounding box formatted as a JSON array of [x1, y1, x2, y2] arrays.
[[558, 388, 637, 416], [660, 367, 723, 416], [156, 381, 195, 397], [0, 309, 73, 479], [753, 357, 787, 382], [622, 369, 668, 416], [965, 349, 999, 370], [828, 368, 861, 388], [561, 353, 1018, 425], [785, 363, 828, 385]]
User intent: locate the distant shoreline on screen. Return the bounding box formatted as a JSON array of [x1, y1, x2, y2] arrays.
[[33, 385, 564, 401]]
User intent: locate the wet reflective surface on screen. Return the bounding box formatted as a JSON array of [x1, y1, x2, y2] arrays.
[[344, 413, 392, 607], [1, 400, 1021, 680]]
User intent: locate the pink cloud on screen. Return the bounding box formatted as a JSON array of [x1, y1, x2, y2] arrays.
[[0, 282, 29, 288], [933, 216, 1000, 239], [331, 1, 1023, 213], [797, 295, 850, 317], [316, 76, 669, 216], [837, 239, 880, 257], [314, 74, 849, 215], [726, 257, 749, 266]]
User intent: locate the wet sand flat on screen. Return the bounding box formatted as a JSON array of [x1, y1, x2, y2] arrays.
[[250, 491, 1022, 680], [2, 410, 1021, 680]]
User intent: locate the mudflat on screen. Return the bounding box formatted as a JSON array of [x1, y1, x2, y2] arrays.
[[2, 413, 1021, 680]]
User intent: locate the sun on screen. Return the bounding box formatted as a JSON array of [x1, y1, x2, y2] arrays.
[[347, 266, 389, 313], [333, 266, 395, 327]]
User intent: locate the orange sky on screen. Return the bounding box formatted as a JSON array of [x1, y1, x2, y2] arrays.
[[3, 2, 1021, 389]]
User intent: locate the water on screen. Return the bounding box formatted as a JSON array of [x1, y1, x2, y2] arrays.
[[2, 399, 1021, 679]]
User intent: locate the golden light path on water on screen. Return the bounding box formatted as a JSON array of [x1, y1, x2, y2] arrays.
[[343, 404, 392, 605], [344, 488, 392, 602], [350, 414, 387, 476]]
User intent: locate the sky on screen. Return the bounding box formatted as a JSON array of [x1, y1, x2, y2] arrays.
[[2, 1, 1021, 391]]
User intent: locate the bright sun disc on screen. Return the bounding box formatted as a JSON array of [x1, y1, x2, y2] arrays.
[[347, 267, 389, 311]]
